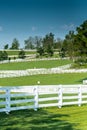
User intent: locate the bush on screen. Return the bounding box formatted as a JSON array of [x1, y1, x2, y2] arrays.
[[0, 51, 8, 61], [18, 50, 26, 59]]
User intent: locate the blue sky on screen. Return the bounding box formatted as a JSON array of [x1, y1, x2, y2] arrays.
[[0, 0, 87, 48]]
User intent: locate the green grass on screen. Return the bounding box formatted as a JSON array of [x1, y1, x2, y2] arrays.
[[0, 73, 86, 86], [6, 50, 36, 56], [0, 59, 72, 70], [0, 105, 87, 130], [0, 59, 87, 130]]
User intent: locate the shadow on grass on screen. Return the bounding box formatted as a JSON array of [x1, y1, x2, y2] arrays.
[[77, 78, 87, 84], [0, 108, 78, 130]]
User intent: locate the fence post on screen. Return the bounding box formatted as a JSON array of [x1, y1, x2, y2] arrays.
[[34, 86, 39, 111], [6, 88, 11, 114], [78, 86, 82, 106], [58, 85, 62, 108]]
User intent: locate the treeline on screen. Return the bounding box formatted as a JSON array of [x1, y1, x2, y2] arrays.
[[3, 20, 87, 63]]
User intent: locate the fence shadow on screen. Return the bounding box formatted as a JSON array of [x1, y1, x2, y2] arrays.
[[0, 108, 79, 130]]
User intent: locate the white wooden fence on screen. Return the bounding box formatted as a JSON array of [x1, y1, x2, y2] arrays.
[[0, 57, 68, 64], [1, 67, 87, 78], [0, 85, 87, 114]]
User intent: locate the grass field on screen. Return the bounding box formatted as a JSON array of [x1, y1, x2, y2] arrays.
[[0, 59, 72, 70], [0, 105, 87, 130], [0, 73, 86, 86], [0, 59, 87, 130], [5, 50, 36, 55]]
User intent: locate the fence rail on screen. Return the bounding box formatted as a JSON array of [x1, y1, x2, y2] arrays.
[[1, 67, 87, 78], [0, 85, 87, 113]]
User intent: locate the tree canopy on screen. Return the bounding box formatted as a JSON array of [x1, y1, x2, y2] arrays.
[[74, 20, 87, 59], [10, 38, 20, 49]]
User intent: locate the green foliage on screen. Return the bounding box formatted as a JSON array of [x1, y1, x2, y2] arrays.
[[62, 31, 75, 59], [2, 51, 8, 60], [4, 44, 9, 49], [37, 47, 44, 56], [24, 36, 42, 49], [60, 20, 87, 62], [10, 38, 20, 49], [0, 51, 8, 61], [0, 51, 3, 61], [59, 48, 66, 58], [42, 32, 54, 57], [74, 20, 87, 62], [18, 49, 26, 59], [54, 38, 63, 50], [47, 45, 54, 56], [36, 33, 55, 57], [24, 37, 35, 49]]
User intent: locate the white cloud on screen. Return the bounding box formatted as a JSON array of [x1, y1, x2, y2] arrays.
[[0, 26, 3, 32], [61, 23, 76, 30]]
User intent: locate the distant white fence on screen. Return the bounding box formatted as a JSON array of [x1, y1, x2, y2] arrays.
[[1, 64, 87, 78], [0, 85, 87, 114], [0, 57, 70, 64]]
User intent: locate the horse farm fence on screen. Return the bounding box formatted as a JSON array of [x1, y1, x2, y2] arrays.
[[0, 85, 87, 114]]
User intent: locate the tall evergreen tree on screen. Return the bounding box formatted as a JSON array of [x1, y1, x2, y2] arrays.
[[18, 49, 26, 59], [24, 37, 34, 49], [10, 38, 20, 49], [74, 20, 87, 62], [43, 32, 54, 56], [62, 31, 75, 59]]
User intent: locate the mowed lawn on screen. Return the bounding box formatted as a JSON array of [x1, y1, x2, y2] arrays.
[[0, 73, 86, 86], [0, 59, 87, 130], [0, 105, 87, 130], [0, 59, 72, 70]]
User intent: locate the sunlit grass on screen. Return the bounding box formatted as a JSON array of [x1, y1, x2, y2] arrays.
[[0, 59, 72, 70], [6, 50, 36, 55], [0, 73, 86, 86], [0, 59, 87, 129]]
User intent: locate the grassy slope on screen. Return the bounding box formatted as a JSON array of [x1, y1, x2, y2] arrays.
[[0, 105, 87, 130], [0, 73, 86, 86], [0, 59, 72, 70]]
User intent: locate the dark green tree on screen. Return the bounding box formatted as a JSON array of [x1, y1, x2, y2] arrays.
[[43, 32, 54, 56], [18, 49, 26, 59], [0, 51, 8, 61], [47, 45, 54, 56], [4, 44, 9, 49], [24, 37, 34, 49], [10, 38, 20, 49], [2, 51, 8, 60], [74, 20, 87, 62], [62, 31, 75, 59], [54, 38, 63, 50], [34, 36, 42, 49], [37, 47, 44, 56], [0, 51, 3, 61]]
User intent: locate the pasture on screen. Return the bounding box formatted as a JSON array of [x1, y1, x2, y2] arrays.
[[0, 73, 86, 86], [0, 59, 72, 70], [0, 59, 87, 130]]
